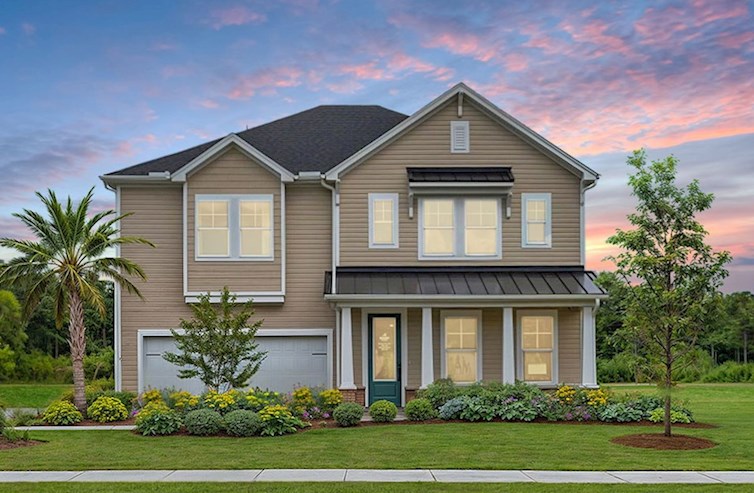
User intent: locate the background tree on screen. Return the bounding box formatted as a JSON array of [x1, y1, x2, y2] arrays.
[[0, 188, 153, 411], [607, 149, 731, 437], [0, 290, 26, 379], [163, 287, 267, 392]]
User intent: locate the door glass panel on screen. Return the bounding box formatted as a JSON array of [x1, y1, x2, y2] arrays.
[[373, 317, 397, 381]]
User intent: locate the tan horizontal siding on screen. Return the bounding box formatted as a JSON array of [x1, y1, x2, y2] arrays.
[[339, 99, 582, 266], [558, 308, 582, 384], [187, 148, 282, 293], [406, 308, 422, 389]]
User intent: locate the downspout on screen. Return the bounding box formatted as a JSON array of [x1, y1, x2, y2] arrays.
[[580, 179, 597, 267], [320, 178, 339, 295]]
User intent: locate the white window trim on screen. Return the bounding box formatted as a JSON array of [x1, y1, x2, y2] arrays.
[[239, 196, 274, 259], [521, 193, 552, 248], [516, 309, 558, 386], [418, 197, 502, 260], [450, 120, 470, 153], [195, 194, 274, 261], [440, 310, 483, 384], [196, 198, 230, 258], [368, 193, 399, 249]]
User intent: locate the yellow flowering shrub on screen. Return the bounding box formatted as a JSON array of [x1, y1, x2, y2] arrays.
[[203, 390, 237, 414], [555, 385, 577, 404], [169, 391, 200, 411], [318, 388, 343, 412], [259, 404, 305, 436], [246, 389, 281, 412], [141, 389, 164, 404], [586, 388, 609, 407], [291, 386, 316, 413]]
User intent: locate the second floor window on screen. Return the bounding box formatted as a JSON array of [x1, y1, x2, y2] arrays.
[[420, 197, 500, 259], [196, 194, 273, 260], [368, 193, 399, 248], [522, 193, 552, 248]]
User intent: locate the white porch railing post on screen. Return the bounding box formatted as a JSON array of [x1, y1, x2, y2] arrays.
[[503, 307, 515, 384], [339, 307, 356, 389], [420, 307, 434, 388], [581, 306, 598, 387]]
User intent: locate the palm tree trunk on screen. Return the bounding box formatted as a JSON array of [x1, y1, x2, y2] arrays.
[[69, 290, 87, 413]]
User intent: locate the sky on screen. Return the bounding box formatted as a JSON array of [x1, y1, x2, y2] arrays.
[[0, 0, 752, 292]]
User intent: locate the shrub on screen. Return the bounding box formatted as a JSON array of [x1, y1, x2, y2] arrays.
[[317, 388, 343, 412], [555, 385, 577, 404], [459, 396, 496, 422], [369, 400, 397, 423], [597, 402, 644, 422], [405, 398, 436, 421], [497, 398, 538, 422], [332, 402, 364, 427], [140, 389, 164, 405], [245, 389, 282, 412], [202, 390, 238, 414], [88, 396, 128, 423], [135, 402, 182, 436], [8, 409, 41, 427], [168, 391, 200, 412], [586, 388, 609, 407], [701, 362, 754, 383], [259, 405, 306, 436], [649, 408, 692, 424], [184, 409, 225, 436], [417, 379, 458, 409], [291, 386, 316, 414], [42, 400, 83, 425], [438, 396, 467, 420], [224, 409, 262, 437]]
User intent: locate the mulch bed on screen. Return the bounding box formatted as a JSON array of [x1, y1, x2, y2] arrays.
[[0, 439, 44, 451], [611, 433, 717, 450]]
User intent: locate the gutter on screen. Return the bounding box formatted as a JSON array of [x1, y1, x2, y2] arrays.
[[319, 179, 339, 295]]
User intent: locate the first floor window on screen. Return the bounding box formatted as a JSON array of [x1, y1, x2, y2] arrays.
[[240, 199, 272, 257], [443, 313, 479, 383], [197, 200, 229, 257], [520, 314, 555, 382]]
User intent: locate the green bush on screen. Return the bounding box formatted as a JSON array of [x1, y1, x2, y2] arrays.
[[438, 396, 467, 420], [417, 379, 459, 409], [597, 353, 639, 383], [259, 405, 306, 436], [648, 408, 692, 424], [135, 403, 182, 436], [701, 362, 754, 383], [369, 400, 397, 423], [224, 409, 262, 437], [87, 396, 128, 423], [42, 400, 83, 425], [597, 402, 644, 422], [84, 347, 114, 381], [184, 409, 225, 436], [332, 402, 363, 427], [404, 398, 436, 421]]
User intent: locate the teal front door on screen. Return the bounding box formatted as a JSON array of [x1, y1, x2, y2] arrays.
[[368, 314, 401, 406]]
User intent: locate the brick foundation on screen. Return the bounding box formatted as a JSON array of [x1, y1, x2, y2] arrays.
[[340, 387, 366, 406]]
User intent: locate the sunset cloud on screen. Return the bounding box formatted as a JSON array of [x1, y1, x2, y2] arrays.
[[205, 6, 266, 30]]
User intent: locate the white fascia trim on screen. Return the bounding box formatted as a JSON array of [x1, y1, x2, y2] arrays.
[[100, 174, 173, 186], [326, 294, 607, 307], [170, 134, 295, 183], [184, 295, 284, 304], [137, 328, 334, 394], [280, 182, 286, 295], [114, 185, 122, 391], [325, 82, 599, 182]]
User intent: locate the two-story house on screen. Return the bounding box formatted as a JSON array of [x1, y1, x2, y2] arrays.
[[101, 83, 605, 406]]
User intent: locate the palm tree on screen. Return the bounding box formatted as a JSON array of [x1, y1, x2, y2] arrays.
[[0, 188, 153, 412]]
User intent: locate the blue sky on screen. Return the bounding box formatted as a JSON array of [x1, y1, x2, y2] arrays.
[[0, 0, 752, 291]]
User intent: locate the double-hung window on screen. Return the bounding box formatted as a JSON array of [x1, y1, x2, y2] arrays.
[[420, 198, 500, 259], [522, 193, 551, 247], [519, 312, 556, 384], [443, 312, 481, 384], [196, 194, 273, 260], [368, 193, 399, 248]]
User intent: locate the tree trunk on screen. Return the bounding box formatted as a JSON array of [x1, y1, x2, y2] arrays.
[[68, 290, 88, 413], [744, 332, 749, 365], [664, 359, 672, 437]]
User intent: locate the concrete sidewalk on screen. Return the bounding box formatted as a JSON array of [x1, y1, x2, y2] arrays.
[[0, 469, 752, 483]]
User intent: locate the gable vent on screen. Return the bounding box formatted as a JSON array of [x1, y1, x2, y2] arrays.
[[450, 121, 470, 153]]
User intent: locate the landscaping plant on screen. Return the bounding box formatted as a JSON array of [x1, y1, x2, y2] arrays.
[[0, 188, 153, 413], [42, 400, 83, 425], [369, 400, 397, 422], [332, 402, 363, 427], [405, 398, 436, 421], [184, 409, 225, 436], [317, 388, 343, 413], [135, 402, 182, 436], [87, 396, 128, 423], [224, 409, 262, 437], [259, 404, 306, 436]]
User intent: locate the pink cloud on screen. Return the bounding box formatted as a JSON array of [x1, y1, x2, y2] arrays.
[[326, 79, 365, 94], [198, 99, 220, 109], [226, 66, 303, 100], [206, 6, 266, 30], [339, 62, 390, 80], [21, 23, 35, 35]]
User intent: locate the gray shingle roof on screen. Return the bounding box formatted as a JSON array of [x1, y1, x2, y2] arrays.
[[107, 105, 408, 176], [325, 267, 606, 297]]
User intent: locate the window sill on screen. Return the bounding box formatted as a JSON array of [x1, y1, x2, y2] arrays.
[[195, 257, 275, 262]]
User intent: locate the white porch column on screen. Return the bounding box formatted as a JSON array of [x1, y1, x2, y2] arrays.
[[339, 307, 356, 389], [420, 307, 434, 388], [581, 306, 598, 387], [502, 307, 515, 384]]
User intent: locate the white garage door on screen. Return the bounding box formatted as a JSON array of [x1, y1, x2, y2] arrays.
[[142, 334, 329, 393]]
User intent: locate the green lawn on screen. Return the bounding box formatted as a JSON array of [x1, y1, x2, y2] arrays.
[[1, 384, 753, 471], [0, 484, 752, 493], [0, 384, 70, 408]]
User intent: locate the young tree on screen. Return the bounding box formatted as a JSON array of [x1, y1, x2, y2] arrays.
[[0, 188, 153, 411], [163, 287, 267, 392], [607, 150, 731, 436]]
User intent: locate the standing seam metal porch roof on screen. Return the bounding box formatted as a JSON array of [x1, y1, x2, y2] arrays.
[[324, 267, 606, 297]]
